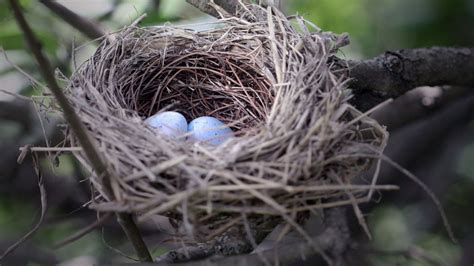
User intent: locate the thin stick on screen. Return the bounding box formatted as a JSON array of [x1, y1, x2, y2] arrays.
[[39, 0, 107, 41], [0, 155, 47, 260], [354, 244, 444, 266], [19, 146, 83, 152], [53, 212, 113, 249], [379, 154, 458, 244], [208, 184, 399, 192], [8, 0, 153, 261]]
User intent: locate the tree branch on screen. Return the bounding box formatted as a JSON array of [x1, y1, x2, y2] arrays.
[[0, 155, 47, 261], [337, 47, 474, 110], [53, 213, 113, 249], [156, 208, 349, 265], [0, 240, 58, 265], [39, 0, 106, 40], [372, 86, 474, 131], [184, 1, 474, 113], [186, 0, 243, 18], [8, 0, 152, 262]]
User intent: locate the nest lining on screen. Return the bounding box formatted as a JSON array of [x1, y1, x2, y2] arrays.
[[65, 4, 388, 242]]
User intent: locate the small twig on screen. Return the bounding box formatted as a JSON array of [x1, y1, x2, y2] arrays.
[[8, 0, 153, 261], [39, 0, 107, 41], [0, 155, 47, 261], [101, 228, 141, 262], [378, 153, 458, 244], [53, 212, 113, 249], [19, 146, 83, 152], [346, 147, 458, 244], [0, 241, 58, 265]]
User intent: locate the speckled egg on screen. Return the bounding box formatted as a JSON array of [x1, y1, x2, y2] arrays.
[[145, 111, 188, 139], [188, 116, 234, 145]]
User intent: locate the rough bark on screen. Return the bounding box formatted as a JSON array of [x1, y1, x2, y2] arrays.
[[335, 47, 474, 110], [155, 208, 349, 265]]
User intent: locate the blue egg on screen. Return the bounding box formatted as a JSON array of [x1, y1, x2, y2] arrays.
[[188, 116, 234, 145], [145, 111, 188, 139]]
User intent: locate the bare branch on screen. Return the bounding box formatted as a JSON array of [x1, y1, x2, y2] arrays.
[[156, 208, 349, 265], [39, 0, 106, 40], [0, 155, 47, 261], [0, 240, 58, 265], [186, 0, 244, 17], [8, 0, 152, 262], [53, 213, 113, 249], [335, 47, 474, 110], [372, 86, 474, 131]]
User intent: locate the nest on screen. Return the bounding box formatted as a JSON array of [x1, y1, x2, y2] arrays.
[[65, 4, 388, 246]]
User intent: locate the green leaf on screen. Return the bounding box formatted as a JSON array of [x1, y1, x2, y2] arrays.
[[0, 21, 24, 50], [141, 13, 180, 26]]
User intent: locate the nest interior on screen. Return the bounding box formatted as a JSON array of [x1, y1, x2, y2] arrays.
[[121, 40, 274, 133], [65, 4, 388, 243]]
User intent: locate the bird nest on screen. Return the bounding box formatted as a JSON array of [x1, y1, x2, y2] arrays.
[[64, 4, 388, 248]]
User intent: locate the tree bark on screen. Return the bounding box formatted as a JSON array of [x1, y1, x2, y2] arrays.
[[335, 47, 474, 110]]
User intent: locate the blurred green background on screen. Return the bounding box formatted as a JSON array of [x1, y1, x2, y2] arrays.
[[0, 0, 473, 265]]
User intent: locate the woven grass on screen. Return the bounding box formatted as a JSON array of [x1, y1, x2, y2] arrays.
[[64, 3, 389, 244]]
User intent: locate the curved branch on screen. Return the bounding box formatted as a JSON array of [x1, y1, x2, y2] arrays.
[[0, 155, 47, 261], [8, 0, 152, 262], [53, 213, 113, 249], [337, 47, 474, 110], [372, 86, 474, 131], [39, 0, 106, 40]]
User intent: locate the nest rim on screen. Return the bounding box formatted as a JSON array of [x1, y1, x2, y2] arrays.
[[63, 3, 389, 242]]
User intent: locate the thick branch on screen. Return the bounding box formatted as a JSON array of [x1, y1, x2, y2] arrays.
[[340, 47, 474, 110], [39, 0, 106, 40], [157, 208, 349, 265], [8, 0, 152, 262]]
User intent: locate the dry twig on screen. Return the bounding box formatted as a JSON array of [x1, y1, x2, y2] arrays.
[[0, 155, 47, 261], [53, 212, 113, 249]]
